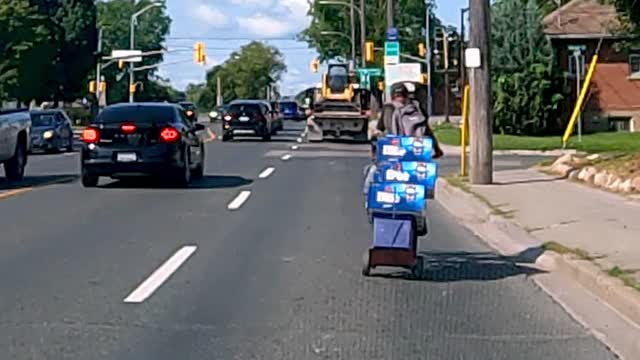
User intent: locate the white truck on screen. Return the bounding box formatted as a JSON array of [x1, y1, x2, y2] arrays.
[[0, 109, 31, 181]]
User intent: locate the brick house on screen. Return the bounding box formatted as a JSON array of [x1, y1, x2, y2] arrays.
[[543, 0, 640, 132]]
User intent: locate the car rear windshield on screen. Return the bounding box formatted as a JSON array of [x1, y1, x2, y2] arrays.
[[180, 103, 196, 110], [31, 113, 57, 127], [228, 103, 262, 114], [280, 102, 298, 111], [96, 106, 176, 124]]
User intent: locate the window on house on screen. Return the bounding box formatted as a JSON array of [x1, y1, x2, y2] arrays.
[[568, 53, 586, 78], [629, 54, 640, 74]]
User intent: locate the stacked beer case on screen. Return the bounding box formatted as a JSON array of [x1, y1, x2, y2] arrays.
[[362, 135, 438, 277]]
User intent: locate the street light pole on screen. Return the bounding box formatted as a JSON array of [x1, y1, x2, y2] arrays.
[[359, 0, 366, 67], [349, 0, 356, 68], [129, 2, 161, 103], [387, 0, 394, 28], [318, 1, 362, 68]]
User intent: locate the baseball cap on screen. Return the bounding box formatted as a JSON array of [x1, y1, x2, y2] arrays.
[[391, 83, 409, 97]]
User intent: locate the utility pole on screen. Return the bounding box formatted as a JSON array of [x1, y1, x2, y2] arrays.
[[443, 28, 450, 123], [129, 18, 135, 103], [359, 0, 366, 67], [387, 0, 394, 28], [425, 2, 433, 116], [216, 76, 222, 106], [350, 0, 357, 67], [468, 0, 493, 184], [95, 28, 103, 111]]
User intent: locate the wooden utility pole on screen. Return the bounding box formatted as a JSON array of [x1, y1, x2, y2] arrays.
[[468, 0, 493, 184]]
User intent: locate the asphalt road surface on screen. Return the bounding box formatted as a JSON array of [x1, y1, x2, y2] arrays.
[[0, 120, 615, 359]]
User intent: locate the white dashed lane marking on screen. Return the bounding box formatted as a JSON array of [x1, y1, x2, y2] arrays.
[[281, 154, 292, 161], [258, 167, 275, 179], [227, 190, 252, 210]]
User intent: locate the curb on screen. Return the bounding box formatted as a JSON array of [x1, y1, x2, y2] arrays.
[[436, 178, 640, 332]]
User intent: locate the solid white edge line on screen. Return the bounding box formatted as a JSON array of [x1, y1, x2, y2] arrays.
[[258, 167, 275, 179], [123, 245, 197, 304], [227, 190, 252, 210], [281, 153, 292, 161]]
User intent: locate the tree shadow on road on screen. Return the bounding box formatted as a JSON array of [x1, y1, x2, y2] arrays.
[[100, 175, 253, 190], [0, 175, 78, 190], [369, 249, 545, 282]]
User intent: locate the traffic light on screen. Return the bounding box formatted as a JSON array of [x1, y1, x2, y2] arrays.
[[365, 41, 374, 62], [418, 43, 426, 58], [421, 73, 428, 84], [194, 42, 206, 65], [88, 80, 97, 93], [129, 83, 137, 94], [377, 80, 384, 91], [310, 58, 320, 73]]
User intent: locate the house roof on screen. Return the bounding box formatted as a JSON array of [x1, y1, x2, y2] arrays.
[[589, 63, 640, 113], [543, 0, 620, 39]]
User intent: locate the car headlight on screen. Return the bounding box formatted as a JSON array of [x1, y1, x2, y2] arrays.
[[209, 111, 218, 118], [43, 130, 54, 139]]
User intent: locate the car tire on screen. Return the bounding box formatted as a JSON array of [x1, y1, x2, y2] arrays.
[[81, 171, 98, 187], [222, 133, 232, 142], [262, 131, 271, 142], [66, 136, 73, 152], [4, 140, 27, 181], [172, 149, 192, 187], [192, 146, 204, 179]]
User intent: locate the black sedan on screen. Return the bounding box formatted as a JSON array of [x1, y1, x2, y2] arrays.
[[30, 110, 74, 153], [80, 103, 206, 187]]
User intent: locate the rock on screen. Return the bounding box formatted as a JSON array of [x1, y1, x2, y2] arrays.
[[553, 154, 575, 166], [606, 174, 618, 187], [550, 163, 574, 177], [609, 178, 622, 191], [568, 169, 580, 180], [586, 154, 600, 161], [630, 177, 640, 192], [619, 179, 633, 193], [578, 166, 597, 182], [593, 172, 609, 187]]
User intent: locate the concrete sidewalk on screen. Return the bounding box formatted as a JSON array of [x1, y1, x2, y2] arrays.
[[469, 169, 640, 285]]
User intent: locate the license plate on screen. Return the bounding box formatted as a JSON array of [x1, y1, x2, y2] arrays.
[[116, 152, 137, 162], [239, 116, 250, 122]]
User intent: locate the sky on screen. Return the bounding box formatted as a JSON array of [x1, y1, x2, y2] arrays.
[[162, 0, 468, 96]]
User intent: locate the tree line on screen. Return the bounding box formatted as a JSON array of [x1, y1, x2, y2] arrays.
[[0, 0, 180, 108]]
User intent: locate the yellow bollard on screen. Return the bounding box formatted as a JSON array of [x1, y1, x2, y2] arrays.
[[460, 85, 470, 176], [562, 55, 598, 146]]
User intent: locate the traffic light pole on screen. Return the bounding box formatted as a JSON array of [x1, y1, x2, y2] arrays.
[[95, 28, 103, 110], [425, 2, 433, 117], [129, 18, 135, 103]]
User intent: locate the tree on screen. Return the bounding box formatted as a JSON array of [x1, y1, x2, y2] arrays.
[[491, 0, 565, 135], [0, 1, 54, 104], [301, 0, 437, 66], [96, 0, 171, 104], [201, 42, 286, 103], [612, 0, 640, 48]]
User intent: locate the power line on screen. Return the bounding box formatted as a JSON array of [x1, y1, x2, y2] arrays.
[[167, 36, 300, 41]]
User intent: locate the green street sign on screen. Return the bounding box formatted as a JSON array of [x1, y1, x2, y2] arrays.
[[357, 68, 383, 77], [385, 41, 400, 56]]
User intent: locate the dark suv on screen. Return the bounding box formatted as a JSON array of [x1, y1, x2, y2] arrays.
[[221, 100, 282, 142], [80, 103, 205, 187]]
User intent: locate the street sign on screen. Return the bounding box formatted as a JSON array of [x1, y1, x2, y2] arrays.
[[384, 41, 400, 65], [111, 50, 143, 63], [386, 27, 399, 41], [465, 48, 481, 68], [357, 68, 383, 77], [385, 63, 422, 86]]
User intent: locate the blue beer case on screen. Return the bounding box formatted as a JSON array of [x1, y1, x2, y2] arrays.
[[376, 135, 433, 162], [375, 160, 438, 193], [367, 182, 426, 213]]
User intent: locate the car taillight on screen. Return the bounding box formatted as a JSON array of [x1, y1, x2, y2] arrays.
[[186, 110, 194, 117], [159, 126, 180, 143], [81, 127, 100, 143], [223, 114, 232, 121], [120, 123, 137, 134]]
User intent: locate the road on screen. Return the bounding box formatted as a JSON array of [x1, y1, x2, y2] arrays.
[[0, 120, 615, 359]]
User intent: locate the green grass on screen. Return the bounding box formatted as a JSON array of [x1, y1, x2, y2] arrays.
[[433, 123, 640, 153], [443, 174, 516, 218], [542, 241, 593, 260], [608, 266, 640, 292]]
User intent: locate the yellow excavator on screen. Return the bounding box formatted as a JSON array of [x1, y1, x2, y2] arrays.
[[307, 62, 373, 142]]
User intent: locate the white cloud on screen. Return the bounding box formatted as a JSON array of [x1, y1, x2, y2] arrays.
[[237, 14, 295, 37], [228, 0, 273, 7], [190, 3, 228, 27]]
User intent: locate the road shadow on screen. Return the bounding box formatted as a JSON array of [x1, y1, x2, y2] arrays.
[[368, 249, 544, 282], [0, 174, 78, 190], [100, 175, 253, 190]]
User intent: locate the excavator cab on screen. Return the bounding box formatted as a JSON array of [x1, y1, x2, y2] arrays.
[[321, 63, 354, 101]]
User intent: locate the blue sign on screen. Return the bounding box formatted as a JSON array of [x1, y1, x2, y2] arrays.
[[367, 182, 426, 213], [375, 161, 438, 192], [376, 136, 434, 162], [387, 27, 399, 41]]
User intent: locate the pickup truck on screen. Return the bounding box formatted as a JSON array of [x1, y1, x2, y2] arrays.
[[0, 109, 31, 181]]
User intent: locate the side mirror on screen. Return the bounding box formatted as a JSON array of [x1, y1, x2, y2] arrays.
[[193, 123, 205, 132]]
